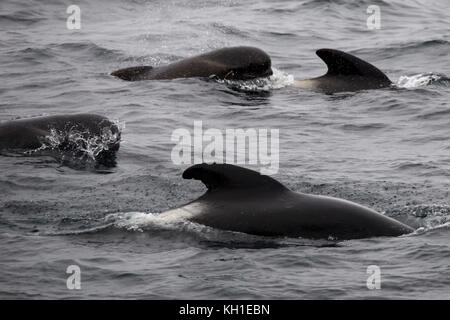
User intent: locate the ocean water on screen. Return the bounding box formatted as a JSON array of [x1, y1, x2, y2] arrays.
[[0, 0, 449, 299]]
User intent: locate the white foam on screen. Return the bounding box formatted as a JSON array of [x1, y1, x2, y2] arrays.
[[396, 73, 443, 88], [27, 120, 124, 160], [402, 204, 450, 235], [267, 67, 295, 89], [217, 67, 294, 91], [105, 211, 217, 235]]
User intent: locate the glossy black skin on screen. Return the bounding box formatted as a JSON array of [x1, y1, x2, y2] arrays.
[[111, 46, 273, 81], [164, 163, 414, 240], [0, 114, 120, 152]]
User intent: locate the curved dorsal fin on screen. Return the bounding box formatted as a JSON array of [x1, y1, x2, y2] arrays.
[[182, 163, 287, 191], [316, 49, 390, 81]]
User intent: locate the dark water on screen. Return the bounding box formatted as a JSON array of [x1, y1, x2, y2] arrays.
[[1, 0, 449, 299]]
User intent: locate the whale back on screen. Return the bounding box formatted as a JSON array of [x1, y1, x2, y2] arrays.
[[111, 47, 273, 81], [111, 66, 154, 81], [0, 123, 44, 150], [175, 163, 414, 240]]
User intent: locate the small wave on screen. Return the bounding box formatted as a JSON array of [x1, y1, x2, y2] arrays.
[[216, 68, 294, 92], [51, 42, 124, 61], [416, 108, 450, 120], [395, 39, 449, 52], [40, 224, 115, 236], [14, 47, 54, 59], [0, 10, 45, 26], [395, 73, 449, 88], [209, 22, 248, 37], [340, 123, 387, 131], [366, 39, 450, 59], [411, 222, 450, 236], [394, 161, 437, 171]]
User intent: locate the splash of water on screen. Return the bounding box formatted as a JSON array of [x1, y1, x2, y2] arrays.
[[27, 120, 124, 161], [407, 204, 450, 228], [396, 73, 449, 88], [216, 68, 294, 91], [106, 211, 223, 234], [399, 204, 450, 236]]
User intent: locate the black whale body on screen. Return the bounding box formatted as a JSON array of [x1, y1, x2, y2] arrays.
[[0, 114, 120, 156], [161, 163, 414, 240], [111, 46, 273, 81]]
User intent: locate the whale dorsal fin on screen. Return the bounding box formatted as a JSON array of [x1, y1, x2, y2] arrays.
[[316, 49, 390, 81], [182, 163, 287, 191]]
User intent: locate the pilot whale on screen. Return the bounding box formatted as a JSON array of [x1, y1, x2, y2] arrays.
[[160, 163, 413, 240], [0, 114, 120, 154], [111, 46, 273, 81], [293, 49, 392, 93]]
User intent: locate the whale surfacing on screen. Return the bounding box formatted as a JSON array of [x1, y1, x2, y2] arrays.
[[111, 46, 273, 81], [161, 163, 413, 240], [293, 49, 392, 93], [0, 114, 121, 155]]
